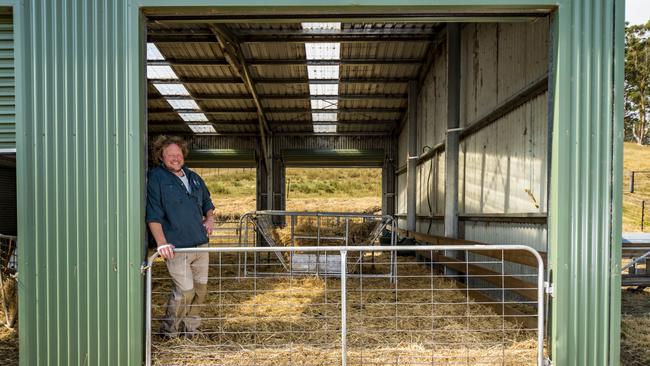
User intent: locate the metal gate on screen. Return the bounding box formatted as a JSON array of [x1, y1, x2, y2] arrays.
[[144, 245, 545, 365]]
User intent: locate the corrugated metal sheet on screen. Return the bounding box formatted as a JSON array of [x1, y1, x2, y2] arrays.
[[186, 149, 257, 167], [282, 149, 385, 167], [18, 1, 143, 364], [460, 20, 549, 127], [460, 92, 548, 214], [463, 221, 547, 250], [549, 1, 623, 364], [273, 135, 394, 155], [0, 12, 14, 150], [416, 42, 446, 149]]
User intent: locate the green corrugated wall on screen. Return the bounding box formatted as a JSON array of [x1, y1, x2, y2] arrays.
[[0, 10, 14, 150], [13, 0, 623, 365], [549, 0, 624, 364], [17, 1, 144, 365]]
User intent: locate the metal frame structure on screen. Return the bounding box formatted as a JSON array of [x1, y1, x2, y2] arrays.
[[13, 1, 624, 365], [144, 244, 546, 366], [238, 210, 397, 278]]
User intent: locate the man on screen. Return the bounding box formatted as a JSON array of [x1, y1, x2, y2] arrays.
[[145, 135, 215, 338]]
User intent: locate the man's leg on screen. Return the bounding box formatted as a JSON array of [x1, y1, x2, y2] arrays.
[[184, 247, 210, 334], [161, 253, 195, 337]]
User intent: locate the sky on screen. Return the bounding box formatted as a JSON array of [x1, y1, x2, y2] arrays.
[[627, 0, 650, 25]]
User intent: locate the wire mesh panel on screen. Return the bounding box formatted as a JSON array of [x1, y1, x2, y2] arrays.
[[145, 246, 545, 366], [148, 251, 343, 365], [209, 220, 255, 247], [238, 211, 395, 277]]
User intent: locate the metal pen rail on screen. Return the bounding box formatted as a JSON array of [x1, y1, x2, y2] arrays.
[[144, 245, 546, 366], [238, 211, 397, 278]]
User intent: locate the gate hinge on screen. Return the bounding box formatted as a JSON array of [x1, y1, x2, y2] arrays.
[[544, 281, 554, 297], [543, 357, 553, 366]]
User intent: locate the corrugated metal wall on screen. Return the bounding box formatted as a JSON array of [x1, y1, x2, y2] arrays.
[[396, 21, 549, 241], [273, 135, 394, 156], [550, 0, 623, 363], [18, 1, 143, 365], [0, 10, 14, 150]]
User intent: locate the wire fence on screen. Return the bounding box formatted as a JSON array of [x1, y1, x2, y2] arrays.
[[144, 245, 545, 366]]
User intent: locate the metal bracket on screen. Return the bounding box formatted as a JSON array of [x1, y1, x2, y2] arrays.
[[140, 262, 151, 276], [544, 281, 554, 297], [543, 357, 553, 366]]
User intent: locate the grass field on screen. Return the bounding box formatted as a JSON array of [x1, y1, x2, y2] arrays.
[[623, 142, 650, 232], [197, 167, 382, 219]]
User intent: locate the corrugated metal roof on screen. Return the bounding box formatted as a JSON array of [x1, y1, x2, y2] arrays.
[[147, 21, 441, 136]]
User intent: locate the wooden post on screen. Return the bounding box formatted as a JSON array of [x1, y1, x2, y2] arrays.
[[642, 200, 646, 232]]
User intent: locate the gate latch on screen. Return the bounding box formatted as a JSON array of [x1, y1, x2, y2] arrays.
[[140, 262, 151, 275], [544, 281, 554, 297], [544, 358, 553, 366]]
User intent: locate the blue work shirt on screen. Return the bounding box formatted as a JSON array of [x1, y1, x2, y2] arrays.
[[145, 165, 215, 248]]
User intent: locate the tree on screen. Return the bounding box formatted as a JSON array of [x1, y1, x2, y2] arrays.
[[625, 22, 650, 145]]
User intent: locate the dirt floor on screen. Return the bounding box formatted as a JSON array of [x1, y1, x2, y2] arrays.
[[0, 275, 17, 366], [150, 253, 538, 365], [621, 287, 650, 366]]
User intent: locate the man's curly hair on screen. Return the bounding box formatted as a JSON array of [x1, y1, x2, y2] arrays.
[[151, 135, 189, 164]]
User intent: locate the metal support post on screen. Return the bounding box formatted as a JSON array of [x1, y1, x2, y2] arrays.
[[407, 80, 418, 232], [340, 250, 348, 366], [444, 23, 461, 238]]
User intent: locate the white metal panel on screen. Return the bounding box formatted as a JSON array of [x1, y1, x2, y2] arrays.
[[460, 92, 548, 214]]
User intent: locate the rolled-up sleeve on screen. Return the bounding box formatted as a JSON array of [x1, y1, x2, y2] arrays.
[[146, 175, 164, 223], [201, 179, 215, 215]]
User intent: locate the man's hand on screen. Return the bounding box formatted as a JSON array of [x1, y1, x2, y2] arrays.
[[157, 243, 175, 259], [203, 218, 214, 235]]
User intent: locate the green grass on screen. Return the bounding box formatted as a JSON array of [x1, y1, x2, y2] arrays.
[[193, 167, 382, 218], [623, 142, 650, 232], [286, 168, 381, 198]]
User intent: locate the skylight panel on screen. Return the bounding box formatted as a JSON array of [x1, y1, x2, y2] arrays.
[[313, 124, 337, 133], [188, 124, 216, 133], [311, 99, 338, 110], [179, 113, 208, 122], [301, 22, 341, 31], [307, 65, 339, 80], [312, 112, 337, 122], [153, 84, 190, 96], [147, 43, 165, 61], [305, 43, 340, 60], [167, 99, 200, 110], [147, 65, 178, 80], [309, 84, 338, 95]]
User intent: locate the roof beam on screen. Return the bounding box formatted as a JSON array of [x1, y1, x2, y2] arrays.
[[149, 77, 411, 84], [149, 119, 397, 126], [149, 107, 405, 114], [147, 34, 434, 43], [148, 58, 423, 67], [149, 93, 407, 101], [145, 11, 547, 23], [208, 24, 273, 171]]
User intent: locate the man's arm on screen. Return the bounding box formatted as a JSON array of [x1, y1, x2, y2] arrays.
[[148, 222, 175, 259], [203, 210, 214, 235], [146, 174, 175, 259]]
